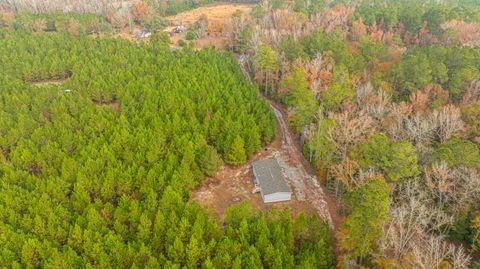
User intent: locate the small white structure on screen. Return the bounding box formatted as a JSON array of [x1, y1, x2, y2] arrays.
[[132, 29, 151, 38], [173, 25, 186, 33], [141, 31, 151, 38], [252, 159, 292, 203]]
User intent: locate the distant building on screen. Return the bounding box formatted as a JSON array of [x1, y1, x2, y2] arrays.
[[141, 31, 151, 38], [252, 159, 292, 203], [132, 29, 151, 38], [173, 26, 185, 34]]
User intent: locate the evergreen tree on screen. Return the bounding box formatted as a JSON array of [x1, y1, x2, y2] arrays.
[[225, 136, 247, 166], [339, 178, 390, 263]]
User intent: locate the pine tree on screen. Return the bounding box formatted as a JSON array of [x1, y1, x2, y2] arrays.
[[255, 45, 279, 96], [200, 145, 223, 176], [225, 136, 247, 166]]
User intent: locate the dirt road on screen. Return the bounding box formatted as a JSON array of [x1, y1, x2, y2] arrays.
[[269, 102, 339, 229]]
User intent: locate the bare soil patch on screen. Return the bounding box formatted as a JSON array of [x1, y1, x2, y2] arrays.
[[191, 137, 317, 220], [30, 78, 67, 86], [93, 99, 120, 112], [166, 3, 253, 33]]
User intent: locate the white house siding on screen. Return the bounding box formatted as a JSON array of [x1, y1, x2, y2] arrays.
[[262, 192, 292, 203]]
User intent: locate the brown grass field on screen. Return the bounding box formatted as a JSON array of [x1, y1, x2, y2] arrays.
[[165, 3, 254, 49]]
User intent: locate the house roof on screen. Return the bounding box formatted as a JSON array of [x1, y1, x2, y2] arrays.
[[252, 159, 291, 195]]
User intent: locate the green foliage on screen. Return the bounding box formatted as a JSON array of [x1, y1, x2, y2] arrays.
[[352, 133, 419, 182], [150, 31, 171, 47], [143, 14, 167, 31], [255, 45, 279, 95], [223, 203, 335, 268], [185, 31, 197, 40], [358, 37, 390, 64], [293, 0, 308, 14], [390, 45, 480, 100], [238, 26, 254, 53], [251, 5, 265, 20], [306, 118, 339, 168], [320, 81, 354, 111], [294, 0, 325, 16], [354, 0, 480, 35], [256, 45, 279, 72], [199, 146, 223, 176], [390, 50, 433, 95], [462, 101, 480, 140], [177, 39, 187, 46], [432, 137, 480, 169], [340, 178, 390, 259], [0, 31, 285, 268], [279, 36, 306, 61], [225, 135, 247, 165], [8, 12, 110, 34], [282, 68, 319, 131], [302, 29, 364, 74]]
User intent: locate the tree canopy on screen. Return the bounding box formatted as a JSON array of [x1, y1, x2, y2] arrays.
[[0, 30, 335, 267]]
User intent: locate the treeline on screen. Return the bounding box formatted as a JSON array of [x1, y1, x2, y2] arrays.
[[1, 0, 262, 26], [0, 11, 111, 34], [353, 0, 480, 31], [0, 30, 335, 267]]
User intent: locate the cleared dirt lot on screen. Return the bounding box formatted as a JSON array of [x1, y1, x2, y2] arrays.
[[190, 129, 318, 220], [191, 102, 339, 228]]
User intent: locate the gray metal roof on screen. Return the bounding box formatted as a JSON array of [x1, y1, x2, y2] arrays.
[[252, 159, 291, 195]]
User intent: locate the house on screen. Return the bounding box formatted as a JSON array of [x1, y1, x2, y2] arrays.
[[252, 159, 292, 203]]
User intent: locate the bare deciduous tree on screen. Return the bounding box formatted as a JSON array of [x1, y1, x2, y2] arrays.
[[376, 180, 470, 268], [223, 12, 252, 52], [1, 0, 120, 15], [327, 109, 376, 159], [356, 82, 391, 121], [429, 105, 464, 143], [411, 235, 470, 269], [425, 163, 480, 219], [382, 102, 412, 141]]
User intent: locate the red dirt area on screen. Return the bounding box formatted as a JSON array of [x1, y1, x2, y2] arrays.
[[190, 136, 317, 220]]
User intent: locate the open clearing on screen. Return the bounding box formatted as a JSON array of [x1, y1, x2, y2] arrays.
[[166, 3, 253, 32], [30, 78, 66, 86], [164, 3, 254, 49], [191, 101, 340, 229]]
